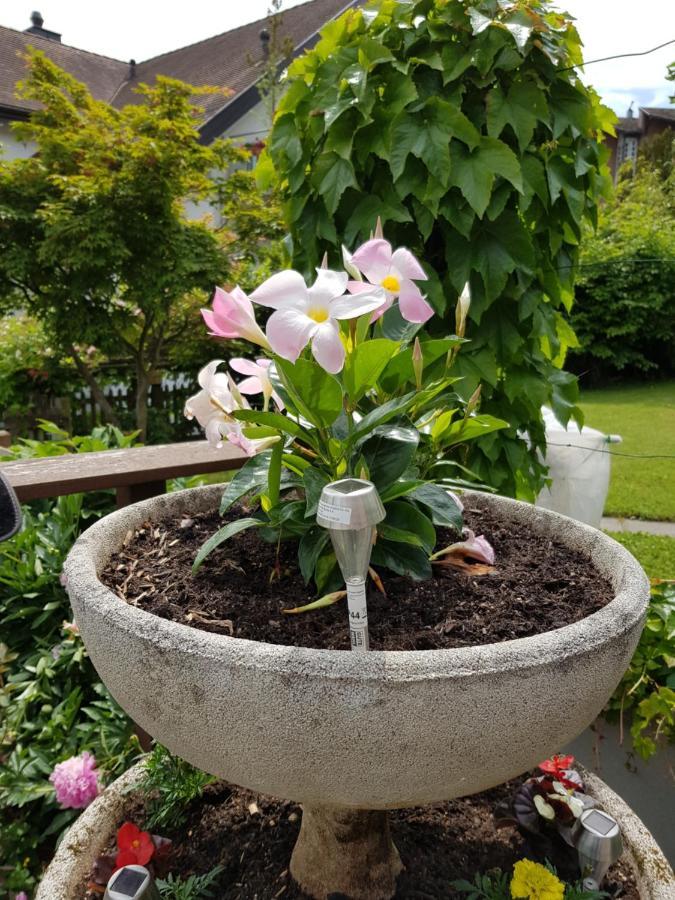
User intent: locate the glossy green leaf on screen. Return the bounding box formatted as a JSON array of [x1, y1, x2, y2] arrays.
[[350, 393, 417, 444], [359, 425, 419, 491], [298, 527, 330, 583], [303, 467, 330, 518], [314, 153, 358, 214], [371, 539, 432, 581], [193, 518, 263, 573], [410, 483, 464, 530], [343, 338, 399, 402], [449, 137, 523, 218], [275, 357, 344, 429], [381, 500, 436, 553]]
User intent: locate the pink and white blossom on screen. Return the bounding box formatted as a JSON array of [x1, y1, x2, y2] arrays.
[[229, 358, 284, 411], [452, 529, 495, 565], [347, 238, 433, 324], [251, 268, 384, 374], [185, 361, 279, 456], [49, 751, 100, 809], [202, 286, 271, 351]]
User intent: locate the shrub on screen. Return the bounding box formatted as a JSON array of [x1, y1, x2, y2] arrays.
[[0, 424, 141, 894], [570, 167, 675, 379], [262, 0, 614, 498]]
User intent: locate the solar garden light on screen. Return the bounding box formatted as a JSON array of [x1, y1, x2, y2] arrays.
[[317, 478, 385, 652], [104, 865, 160, 900], [572, 808, 623, 888]]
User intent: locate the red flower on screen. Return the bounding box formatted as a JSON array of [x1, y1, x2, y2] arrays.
[[537, 754, 581, 791], [115, 822, 155, 870]]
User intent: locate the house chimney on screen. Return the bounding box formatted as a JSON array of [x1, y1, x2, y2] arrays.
[[25, 11, 62, 42], [129, 59, 137, 79], [626, 102, 634, 119], [260, 28, 271, 59]]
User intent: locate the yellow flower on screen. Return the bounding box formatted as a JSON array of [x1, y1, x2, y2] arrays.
[[510, 859, 565, 900]]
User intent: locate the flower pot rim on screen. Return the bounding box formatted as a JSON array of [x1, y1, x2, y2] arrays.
[[64, 484, 649, 679]]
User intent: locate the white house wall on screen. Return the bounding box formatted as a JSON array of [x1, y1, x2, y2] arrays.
[[0, 120, 35, 160]]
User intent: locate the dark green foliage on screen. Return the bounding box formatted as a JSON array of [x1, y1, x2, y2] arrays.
[[263, 0, 615, 497], [570, 167, 675, 379], [139, 744, 215, 831], [156, 866, 224, 900], [0, 425, 141, 894]]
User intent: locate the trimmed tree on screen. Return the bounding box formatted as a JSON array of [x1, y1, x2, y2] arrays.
[[262, 0, 615, 497], [0, 51, 234, 438]]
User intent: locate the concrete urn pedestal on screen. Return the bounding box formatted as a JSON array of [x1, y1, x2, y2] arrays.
[[62, 486, 652, 899]]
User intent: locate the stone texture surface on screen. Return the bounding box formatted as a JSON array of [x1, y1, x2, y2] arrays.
[[35, 763, 144, 900], [37, 762, 674, 900], [63, 486, 650, 809]]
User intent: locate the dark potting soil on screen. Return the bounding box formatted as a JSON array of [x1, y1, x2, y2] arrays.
[[82, 780, 639, 900], [102, 501, 614, 650]]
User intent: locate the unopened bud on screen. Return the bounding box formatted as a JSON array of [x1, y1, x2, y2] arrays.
[[412, 337, 423, 390], [456, 283, 471, 338], [466, 384, 481, 416], [374, 215, 384, 239], [320, 251, 329, 269]]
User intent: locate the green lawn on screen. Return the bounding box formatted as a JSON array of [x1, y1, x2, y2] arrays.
[[579, 381, 675, 521], [605, 531, 675, 580]]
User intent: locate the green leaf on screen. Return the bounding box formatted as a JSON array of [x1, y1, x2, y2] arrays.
[[298, 527, 330, 583], [359, 425, 419, 491], [275, 357, 344, 429], [343, 338, 400, 402], [410, 483, 464, 530], [350, 393, 417, 443], [371, 540, 432, 581], [270, 114, 302, 168], [382, 500, 436, 553], [471, 209, 535, 300], [283, 588, 346, 614], [193, 518, 263, 572], [358, 38, 395, 69], [303, 467, 330, 518], [449, 137, 523, 218], [380, 303, 422, 342], [233, 409, 318, 450], [437, 414, 510, 448], [314, 153, 358, 214], [487, 79, 549, 153], [220, 452, 272, 513]]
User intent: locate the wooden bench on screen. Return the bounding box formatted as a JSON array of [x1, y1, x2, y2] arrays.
[[1, 441, 246, 507]]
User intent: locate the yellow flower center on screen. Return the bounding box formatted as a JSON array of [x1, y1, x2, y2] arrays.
[[308, 307, 329, 323], [132, 839, 140, 849], [381, 275, 401, 293]]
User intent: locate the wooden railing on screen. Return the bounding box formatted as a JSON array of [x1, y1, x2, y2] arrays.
[[2, 441, 247, 508]]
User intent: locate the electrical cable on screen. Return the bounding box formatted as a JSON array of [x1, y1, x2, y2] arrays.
[[545, 442, 675, 460], [558, 38, 675, 72]]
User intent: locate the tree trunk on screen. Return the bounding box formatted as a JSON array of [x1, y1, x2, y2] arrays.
[[68, 346, 120, 427], [290, 805, 402, 900], [134, 367, 150, 442]]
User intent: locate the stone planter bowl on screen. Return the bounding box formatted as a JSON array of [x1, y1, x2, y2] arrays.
[[35, 761, 675, 900], [63, 486, 649, 809]]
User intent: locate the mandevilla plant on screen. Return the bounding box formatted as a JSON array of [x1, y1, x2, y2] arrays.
[[186, 226, 507, 596]]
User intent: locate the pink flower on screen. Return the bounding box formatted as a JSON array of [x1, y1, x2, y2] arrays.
[[49, 751, 100, 809], [202, 286, 271, 351], [453, 529, 495, 564], [251, 268, 385, 374], [62, 620, 80, 637], [15, 893, 29, 900], [185, 361, 280, 456], [229, 358, 284, 411], [347, 238, 433, 324]]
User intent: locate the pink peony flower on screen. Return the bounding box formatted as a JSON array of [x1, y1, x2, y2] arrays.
[[346, 238, 433, 324], [202, 286, 271, 351], [49, 751, 101, 809], [251, 268, 384, 374]]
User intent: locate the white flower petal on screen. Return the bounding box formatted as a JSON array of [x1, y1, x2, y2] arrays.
[[309, 268, 349, 305], [251, 270, 309, 310], [311, 321, 346, 373], [266, 307, 317, 362], [329, 287, 387, 320]]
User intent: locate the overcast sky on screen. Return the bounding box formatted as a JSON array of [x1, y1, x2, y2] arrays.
[[1, 0, 673, 114]]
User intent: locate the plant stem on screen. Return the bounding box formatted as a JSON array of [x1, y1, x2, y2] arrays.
[[268, 435, 283, 507]]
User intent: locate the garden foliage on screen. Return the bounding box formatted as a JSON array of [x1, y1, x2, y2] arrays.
[[0, 52, 232, 438], [570, 166, 675, 379], [606, 580, 675, 759], [261, 0, 615, 497], [0, 425, 140, 894]]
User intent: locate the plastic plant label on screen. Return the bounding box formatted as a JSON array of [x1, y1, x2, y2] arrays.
[[346, 579, 369, 652], [317, 497, 352, 526]]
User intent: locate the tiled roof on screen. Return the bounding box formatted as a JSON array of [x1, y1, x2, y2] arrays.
[[0, 25, 127, 113], [642, 107, 675, 122], [0, 0, 357, 125], [615, 116, 642, 133]]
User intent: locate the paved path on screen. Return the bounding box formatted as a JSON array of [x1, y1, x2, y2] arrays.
[[602, 517, 675, 537]]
